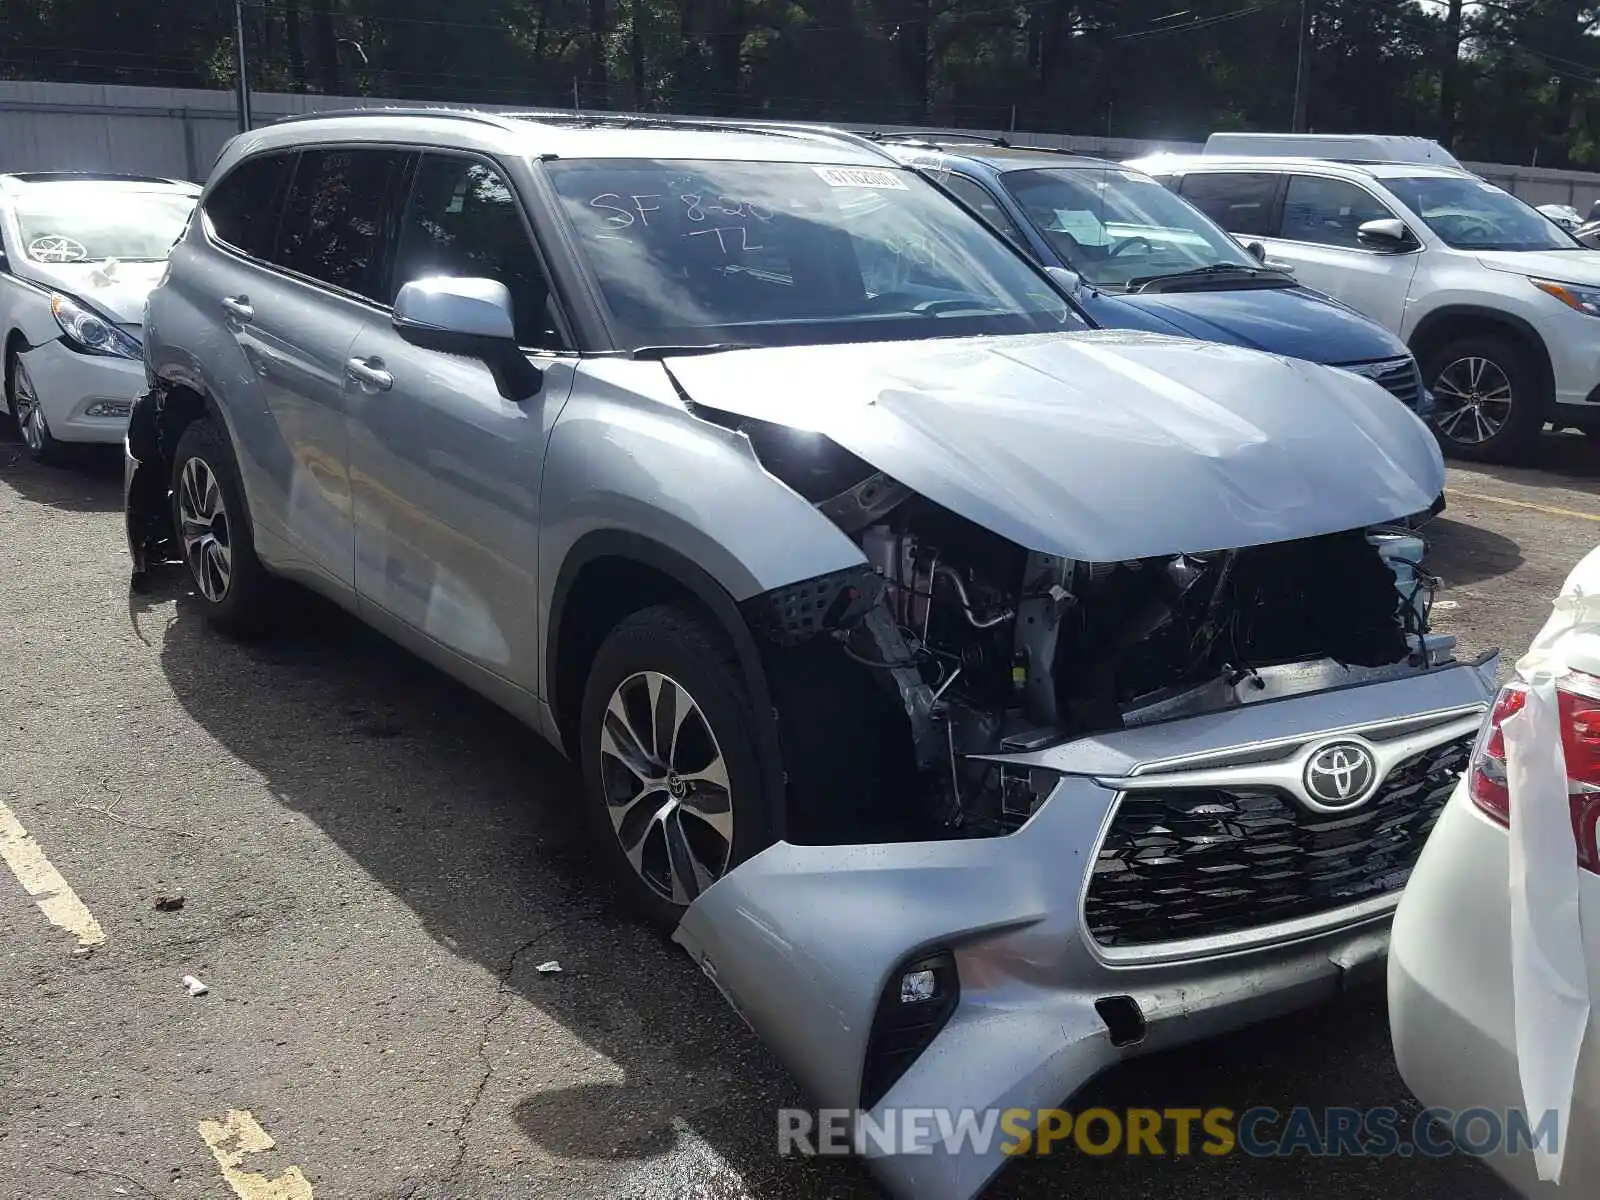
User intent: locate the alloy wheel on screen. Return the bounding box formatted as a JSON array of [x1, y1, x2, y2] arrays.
[[177, 457, 233, 602], [1431, 355, 1513, 445], [597, 670, 734, 906], [12, 361, 46, 453]]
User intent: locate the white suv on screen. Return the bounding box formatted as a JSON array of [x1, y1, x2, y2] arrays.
[[1127, 153, 1600, 462]]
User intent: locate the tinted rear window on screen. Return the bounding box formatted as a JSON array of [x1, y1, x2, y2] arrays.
[[1179, 172, 1280, 237]]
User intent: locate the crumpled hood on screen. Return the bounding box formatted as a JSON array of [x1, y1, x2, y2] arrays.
[[15, 259, 165, 324], [1086, 286, 1409, 365], [1474, 249, 1600, 286], [665, 330, 1445, 562]]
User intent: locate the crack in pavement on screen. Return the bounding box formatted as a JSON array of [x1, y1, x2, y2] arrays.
[[447, 928, 559, 1181]]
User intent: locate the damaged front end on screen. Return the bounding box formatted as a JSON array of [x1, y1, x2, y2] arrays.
[[659, 338, 1495, 1200], [729, 411, 1455, 848]]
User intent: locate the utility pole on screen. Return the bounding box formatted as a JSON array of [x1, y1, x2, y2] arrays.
[[233, 0, 253, 132], [1438, 0, 1463, 148], [1291, 0, 1310, 133]]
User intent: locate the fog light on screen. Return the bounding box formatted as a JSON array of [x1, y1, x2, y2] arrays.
[[900, 968, 938, 1004], [86, 400, 132, 418], [863, 950, 961, 1109]]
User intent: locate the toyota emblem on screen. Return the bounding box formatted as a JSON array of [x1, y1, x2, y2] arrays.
[[1303, 741, 1380, 809]]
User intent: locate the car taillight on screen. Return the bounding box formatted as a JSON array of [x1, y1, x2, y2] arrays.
[[1470, 670, 1600, 873]]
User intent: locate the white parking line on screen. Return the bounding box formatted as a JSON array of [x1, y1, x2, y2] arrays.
[[198, 1110, 316, 1200], [0, 798, 105, 948]]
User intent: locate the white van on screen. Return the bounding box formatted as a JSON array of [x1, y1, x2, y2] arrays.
[[1203, 132, 1466, 171]]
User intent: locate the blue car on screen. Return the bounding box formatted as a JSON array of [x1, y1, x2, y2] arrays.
[[878, 136, 1432, 417]]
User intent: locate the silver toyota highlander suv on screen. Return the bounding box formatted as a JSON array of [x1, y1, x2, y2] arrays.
[[124, 109, 1497, 1200]]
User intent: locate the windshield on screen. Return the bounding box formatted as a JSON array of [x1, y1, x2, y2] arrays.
[[14, 187, 197, 263], [545, 159, 1083, 349], [1002, 165, 1259, 289], [1384, 175, 1576, 251]]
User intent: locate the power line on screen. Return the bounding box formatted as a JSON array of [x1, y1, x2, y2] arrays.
[[1115, 3, 1271, 40]]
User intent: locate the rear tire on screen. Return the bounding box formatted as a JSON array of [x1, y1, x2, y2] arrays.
[[578, 605, 778, 930], [169, 418, 274, 637], [1422, 335, 1545, 464], [7, 351, 67, 464]]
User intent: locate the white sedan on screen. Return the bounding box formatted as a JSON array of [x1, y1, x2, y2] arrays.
[[1391, 543, 1600, 1194], [1, 172, 199, 462]]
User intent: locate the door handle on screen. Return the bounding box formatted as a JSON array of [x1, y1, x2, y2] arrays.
[[346, 356, 393, 391], [221, 295, 254, 322]]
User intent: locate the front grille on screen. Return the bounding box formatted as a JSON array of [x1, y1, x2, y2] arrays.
[[1345, 357, 1423, 411], [1084, 734, 1472, 948]]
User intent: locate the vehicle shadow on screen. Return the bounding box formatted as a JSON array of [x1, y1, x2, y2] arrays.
[[0, 436, 124, 512], [1449, 427, 1600, 496], [993, 982, 1515, 1199], [1423, 516, 1525, 588], [146, 575, 1515, 1200], [144, 572, 868, 1197]]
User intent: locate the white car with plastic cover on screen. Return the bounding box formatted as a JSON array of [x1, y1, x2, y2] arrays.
[[1390, 544, 1600, 1195], [0, 172, 199, 462]]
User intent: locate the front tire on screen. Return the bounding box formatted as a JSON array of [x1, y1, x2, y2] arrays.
[[7, 351, 66, 464], [578, 605, 777, 929], [169, 418, 274, 637], [1423, 335, 1545, 463]]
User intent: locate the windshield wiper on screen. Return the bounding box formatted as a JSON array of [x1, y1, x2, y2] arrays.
[[1127, 262, 1294, 292], [1127, 263, 1257, 287], [630, 342, 759, 360]]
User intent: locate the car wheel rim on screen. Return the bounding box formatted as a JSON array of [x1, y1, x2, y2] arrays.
[[1431, 355, 1512, 445], [177, 457, 233, 603], [12, 361, 44, 453], [597, 669, 734, 907]]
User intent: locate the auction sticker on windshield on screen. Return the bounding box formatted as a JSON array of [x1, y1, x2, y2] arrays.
[[813, 166, 908, 189]]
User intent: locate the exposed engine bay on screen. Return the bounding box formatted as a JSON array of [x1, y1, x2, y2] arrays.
[[730, 416, 1445, 842]]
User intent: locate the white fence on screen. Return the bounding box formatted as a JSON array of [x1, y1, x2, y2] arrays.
[[2, 78, 1597, 211]]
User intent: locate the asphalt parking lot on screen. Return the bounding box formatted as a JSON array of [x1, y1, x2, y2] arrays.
[[2, 428, 1597, 1200]]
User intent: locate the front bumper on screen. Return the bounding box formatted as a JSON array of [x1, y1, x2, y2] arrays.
[[1545, 303, 1600, 414], [676, 657, 1499, 1200], [18, 338, 142, 445]]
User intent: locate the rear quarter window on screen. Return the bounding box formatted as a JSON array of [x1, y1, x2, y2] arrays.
[[203, 153, 294, 259]]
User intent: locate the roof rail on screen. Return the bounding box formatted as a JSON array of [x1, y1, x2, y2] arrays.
[[6, 170, 190, 186], [725, 119, 899, 160], [504, 111, 792, 134], [267, 105, 520, 130], [499, 111, 901, 160], [868, 130, 1012, 148], [261, 106, 899, 162], [1002, 143, 1099, 160]]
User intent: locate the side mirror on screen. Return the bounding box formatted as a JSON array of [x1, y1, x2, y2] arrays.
[[393, 276, 541, 399], [1044, 265, 1082, 294], [1357, 218, 1415, 252], [1245, 240, 1267, 264]]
